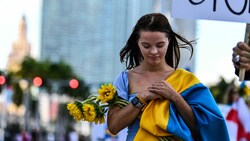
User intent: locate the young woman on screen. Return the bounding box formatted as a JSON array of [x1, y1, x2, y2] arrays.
[[107, 13, 229, 141]]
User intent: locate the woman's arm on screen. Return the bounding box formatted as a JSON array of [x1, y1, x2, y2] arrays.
[[107, 103, 141, 135], [107, 71, 143, 135]]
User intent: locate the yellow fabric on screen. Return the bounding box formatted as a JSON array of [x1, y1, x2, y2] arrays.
[[134, 69, 200, 141]]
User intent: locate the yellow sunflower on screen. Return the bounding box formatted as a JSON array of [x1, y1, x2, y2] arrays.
[[97, 83, 117, 103], [82, 103, 96, 122], [67, 82, 128, 124], [67, 102, 84, 121]]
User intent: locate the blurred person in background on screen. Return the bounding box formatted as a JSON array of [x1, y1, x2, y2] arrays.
[[107, 13, 229, 141], [224, 84, 250, 141]]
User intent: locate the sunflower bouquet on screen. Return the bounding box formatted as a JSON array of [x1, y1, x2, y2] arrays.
[[67, 83, 128, 124]]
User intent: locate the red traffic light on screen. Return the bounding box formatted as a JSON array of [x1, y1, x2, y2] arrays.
[[33, 76, 43, 87], [0, 75, 6, 85], [69, 79, 79, 89]]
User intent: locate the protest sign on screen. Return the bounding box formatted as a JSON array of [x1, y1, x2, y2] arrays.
[[172, 0, 250, 23]]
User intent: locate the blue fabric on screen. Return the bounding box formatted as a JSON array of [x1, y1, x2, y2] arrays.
[[167, 83, 229, 141], [113, 71, 139, 141], [113, 71, 129, 100]]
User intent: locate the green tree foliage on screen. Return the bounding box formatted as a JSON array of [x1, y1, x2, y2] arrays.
[[4, 57, 93, 131], [10, 56, 90, 105], [208, 76, 235, 103], [12, 83, 23, 106], [16, 57, 73, 80]]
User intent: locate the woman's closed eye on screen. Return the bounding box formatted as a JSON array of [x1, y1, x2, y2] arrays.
[[156, 42, 165, 48], [142, 43, 150, 48]]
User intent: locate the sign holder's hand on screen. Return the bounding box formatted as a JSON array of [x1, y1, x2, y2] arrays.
[[239, 24, 250, 81]]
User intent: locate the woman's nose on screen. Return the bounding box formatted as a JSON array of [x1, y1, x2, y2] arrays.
[[150, 47, 158, 54]]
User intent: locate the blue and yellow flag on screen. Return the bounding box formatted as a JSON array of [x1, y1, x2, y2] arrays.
[[134, 69, 229, 141]]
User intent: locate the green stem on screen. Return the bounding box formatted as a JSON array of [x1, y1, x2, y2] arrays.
[[100, 104, 109, 108], [82, 95, 97, 104]]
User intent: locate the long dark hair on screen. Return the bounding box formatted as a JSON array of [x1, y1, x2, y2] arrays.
[[120, 13, 195, 70]]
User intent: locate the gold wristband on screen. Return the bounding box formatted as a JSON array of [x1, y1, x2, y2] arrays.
[[137, 95, 147, 111], [137, 95, 147, 105]]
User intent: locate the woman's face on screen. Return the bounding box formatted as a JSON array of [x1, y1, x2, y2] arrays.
[[137, 31, 169, 65]]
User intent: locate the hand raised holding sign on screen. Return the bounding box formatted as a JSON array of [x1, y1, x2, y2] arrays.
[[232, 42, 250, 70], [232, 24, 250, 81], [232, 42, 250, 80]]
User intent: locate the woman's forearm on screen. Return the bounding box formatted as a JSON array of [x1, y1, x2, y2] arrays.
[[107, 103, 141, 135]]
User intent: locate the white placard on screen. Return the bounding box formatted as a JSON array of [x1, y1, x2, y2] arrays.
[[172, 0, 250, 23]]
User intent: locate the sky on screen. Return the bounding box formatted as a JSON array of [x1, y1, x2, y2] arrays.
[[0, 0, 247, 86], [195, 20, 246, 85]]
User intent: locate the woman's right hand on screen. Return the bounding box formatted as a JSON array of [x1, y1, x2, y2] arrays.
[[136, 89, 163, 102]]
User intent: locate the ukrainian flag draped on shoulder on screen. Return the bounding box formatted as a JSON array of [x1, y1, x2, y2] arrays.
[[134, 69, 229, 141]]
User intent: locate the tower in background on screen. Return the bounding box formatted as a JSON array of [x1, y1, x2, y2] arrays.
[[7, 16, 31, 73]]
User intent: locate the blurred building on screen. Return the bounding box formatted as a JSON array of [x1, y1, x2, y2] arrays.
[[40, 0, 196, 91], [7, 16, 31, 73]]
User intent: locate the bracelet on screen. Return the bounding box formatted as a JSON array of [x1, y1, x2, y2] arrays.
[[137, 95, 147, 105], [137, 95, 147, 111]]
